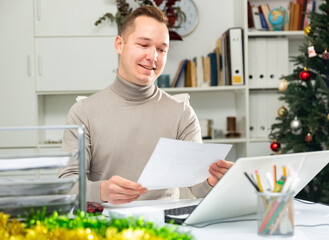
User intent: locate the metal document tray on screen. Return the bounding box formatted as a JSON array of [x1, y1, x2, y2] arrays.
[[0, 176, 78, 197], [0, 194, 77, 217]]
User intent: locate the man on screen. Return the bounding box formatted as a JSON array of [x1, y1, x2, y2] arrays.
[[59, 6, 233, 205]]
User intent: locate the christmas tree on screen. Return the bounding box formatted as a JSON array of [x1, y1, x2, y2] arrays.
[[269, 0, 329, 203]]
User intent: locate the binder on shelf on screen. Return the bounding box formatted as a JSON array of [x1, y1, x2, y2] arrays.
[[248, 38, 257, 87], [171, 59, 188, 88], [215, 37, 223, 86], [254, 38, 267, 87], [224, 27, 244, 85], [266, 38, 289, 88]]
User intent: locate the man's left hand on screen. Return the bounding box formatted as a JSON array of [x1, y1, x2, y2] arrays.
[[207, 159, 234, 186]]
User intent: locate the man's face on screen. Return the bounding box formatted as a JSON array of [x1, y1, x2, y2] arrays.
[[115, 16, 169, 86]]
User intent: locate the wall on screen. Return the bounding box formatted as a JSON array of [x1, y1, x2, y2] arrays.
[[164, 0, 234, 81]]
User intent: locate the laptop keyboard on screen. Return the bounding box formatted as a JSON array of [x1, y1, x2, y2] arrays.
[[164, 204, 198, 224]]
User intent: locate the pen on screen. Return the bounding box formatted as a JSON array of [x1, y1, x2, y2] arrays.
[[244, 172, 260, 192], [273, 165, 277, 188], [283, 166, 287, 178], [255, 170, 264, 192]]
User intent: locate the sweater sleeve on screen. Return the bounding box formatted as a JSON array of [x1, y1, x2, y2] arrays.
[[177, 103, 213, 198], [58, 102, 104, 203]]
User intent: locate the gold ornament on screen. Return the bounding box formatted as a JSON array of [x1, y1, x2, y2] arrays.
[[304, 24, 311, 35], [327, 113, 329, 121], [278, 78, 288, 92], [277, 105, 287, 117]]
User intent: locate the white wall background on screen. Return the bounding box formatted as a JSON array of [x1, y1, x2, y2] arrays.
[[163, 0, 235, 82]]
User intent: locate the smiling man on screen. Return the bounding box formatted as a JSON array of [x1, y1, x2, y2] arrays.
[[59, 6, 233, 205]]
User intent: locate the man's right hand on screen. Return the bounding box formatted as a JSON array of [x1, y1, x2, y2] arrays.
[[100, 175, 148, 205]]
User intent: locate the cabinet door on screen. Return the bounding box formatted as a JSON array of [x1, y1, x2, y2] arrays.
[[35, 37, 118, 92], [34, 0, 118, 36], [0, 0, 38, 147]]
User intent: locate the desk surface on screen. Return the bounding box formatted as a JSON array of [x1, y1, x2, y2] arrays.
[[102, 198, 329, 240]]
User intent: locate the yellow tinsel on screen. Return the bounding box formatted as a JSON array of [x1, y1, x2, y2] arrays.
[[0, 213, 171, 240]]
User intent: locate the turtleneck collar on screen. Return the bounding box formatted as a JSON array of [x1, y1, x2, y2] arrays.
[[110, 74, 157, 102]]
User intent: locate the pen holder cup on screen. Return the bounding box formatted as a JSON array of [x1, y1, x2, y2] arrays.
[[256, 191, 294, 237]]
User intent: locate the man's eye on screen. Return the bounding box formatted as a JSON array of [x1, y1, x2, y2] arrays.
[[139, 44, 147, 47], [158, 49, 167, 53]]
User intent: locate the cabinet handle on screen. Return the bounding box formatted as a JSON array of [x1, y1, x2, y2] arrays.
[[27, 55, 32, 76], [38, 55, 43, 76], [37, 0, 41, 21]]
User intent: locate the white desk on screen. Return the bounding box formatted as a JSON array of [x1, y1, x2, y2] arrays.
[[102, 199, 329, 240]]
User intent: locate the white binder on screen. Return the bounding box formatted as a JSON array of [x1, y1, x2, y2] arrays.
[[225, 28, 244, 85], [266, 38, 289, 88], [248, 38, 257, 87]]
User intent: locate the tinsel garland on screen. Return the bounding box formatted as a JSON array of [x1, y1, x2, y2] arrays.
[[0, 211, 193, 240]]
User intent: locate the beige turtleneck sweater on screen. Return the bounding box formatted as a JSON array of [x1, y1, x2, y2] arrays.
[[59, 75, 212, 203]]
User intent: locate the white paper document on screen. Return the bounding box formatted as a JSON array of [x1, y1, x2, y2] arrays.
[[138, 138, 232, 190]]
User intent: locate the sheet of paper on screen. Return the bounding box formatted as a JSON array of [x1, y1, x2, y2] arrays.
[[138, 138, 232, 190]]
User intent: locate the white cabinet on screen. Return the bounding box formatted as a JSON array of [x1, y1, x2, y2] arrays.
[[0, 0, 38, 147], [35, 37, 117, 92], [34, 0, 117, 36]]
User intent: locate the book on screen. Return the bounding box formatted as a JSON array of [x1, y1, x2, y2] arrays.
[[193, 56, 204, 87], [258, 5, 269, 30], [203, 56, 211, 87], [215, 37, 223, 86], [260, 4, 273, 31], [185, 60, 192, 87], [171, 59, 188, 88], [251, 5, 262, 30], [208, 52, 218, 86], [303, 0, 315, 29], [297, 0, 305, 30], [191, 61, 197, 87], [293, 2, 300, 30], [247, 1, 254, 29]]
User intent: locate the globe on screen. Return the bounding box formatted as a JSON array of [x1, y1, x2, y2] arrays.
[[268, 7, 288, 31]]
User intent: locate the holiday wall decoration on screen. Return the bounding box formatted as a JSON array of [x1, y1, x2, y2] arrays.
[[269, 0, 329, 204]]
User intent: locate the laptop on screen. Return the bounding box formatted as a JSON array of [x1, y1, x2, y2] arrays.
[[165, 150, 329, 226]]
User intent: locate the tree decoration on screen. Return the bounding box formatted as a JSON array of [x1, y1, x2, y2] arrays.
[[278, 78, 288, 92], [305, 133, 313, 142], [270, 139, 281, 152], [299, 67, 311, 81], [304, 24, 311, 35], [290, 116, 302, 135], [327, 113, 329, 121], [277, 105, 287, 117], [308, 45, 317, 58], [322, 48, 329, 60]]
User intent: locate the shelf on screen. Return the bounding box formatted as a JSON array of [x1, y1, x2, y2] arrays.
[[249, 138, 271, 143], [249, 86, 278, 90], [247, 30, 305, 39], [204, 138, 247, 144], [162, 86, 246, 93], [36, 90, 98, 96]]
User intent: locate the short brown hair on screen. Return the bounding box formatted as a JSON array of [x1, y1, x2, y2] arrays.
[[120, 6, 168, 39]]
